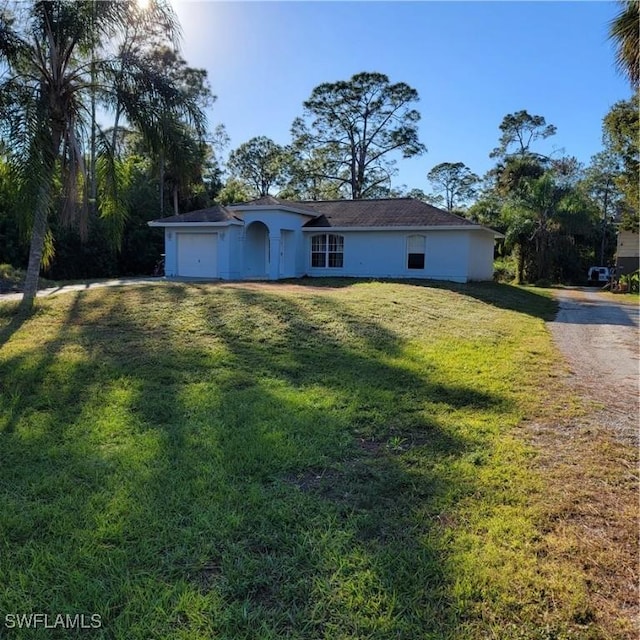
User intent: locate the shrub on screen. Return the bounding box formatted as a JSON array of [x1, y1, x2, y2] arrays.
[[493, 256, 517, 283]]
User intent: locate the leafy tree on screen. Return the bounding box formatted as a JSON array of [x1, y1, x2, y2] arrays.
[[121, 45, 212, 215], [504, 173, 597, 282], [0, 157, 27, 268], [467, 194, 504, 231], [291, 72, 426, 199], [489, 155, 546, 199], [227, 136, 286, 197], [582, 152, 621, 219], [200, 123, 230, 204], [148, 47, 212, 215], [602, 96, 639, 229], [426, 162, 479, 211], [581, 150, 623, 263], [44, 154, 165, 279], [95, 0, 181, 214], [609, 0, 639, 88], [501, 202, 536, 283], [279, 144, 344, 201], [215, 178, 252, 206], [548, 155, 583, 188], [107, 2, 181, 155], [116, 155, 165, 275], [485, 111, 556, 206], [482, 110, 605, 283], [0, 0, 205, 312], [404, 188, 430, 202], [490, 110, 557, 160]]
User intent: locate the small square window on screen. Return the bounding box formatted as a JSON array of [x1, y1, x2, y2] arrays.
[[408, 253, 425, 269]]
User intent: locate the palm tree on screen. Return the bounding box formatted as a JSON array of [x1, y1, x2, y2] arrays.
[[0, 0, 205, 313], [506, 173, 596, 282], [609, 0, 640, 89]]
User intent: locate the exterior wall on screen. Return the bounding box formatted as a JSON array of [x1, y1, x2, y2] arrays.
[[220, 226, 243, 280], [616, 230, 639, 258], [303, 230, 476, 283], [161, 217, 496, 283], [617, 256, 640, 275], [164, 227, 178, 276], [615, 230, 639, 275], [424, 231, 470, 282], [161, 210, 309, 280], [241, 210, 308, 279], [467, 232, 496, 281]]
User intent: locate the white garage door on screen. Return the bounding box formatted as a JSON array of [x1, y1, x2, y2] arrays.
[[177, 233, 218, 277]]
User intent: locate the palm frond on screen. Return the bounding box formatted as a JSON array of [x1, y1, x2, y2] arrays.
[[95, 126, 129, 250], [609, 0, 640, 88], [0, 0, 204, 309]]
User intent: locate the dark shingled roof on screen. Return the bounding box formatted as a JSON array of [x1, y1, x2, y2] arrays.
[[151, 205, 239, 224], [150, 197, 488, 230], [238, 195, 287, 207], [301, 198, 477, 228], [233, 195, 319, 214]]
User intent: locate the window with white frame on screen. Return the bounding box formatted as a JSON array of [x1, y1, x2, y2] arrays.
[[407, 235, 426, 269], [311, 234, 344, 268]]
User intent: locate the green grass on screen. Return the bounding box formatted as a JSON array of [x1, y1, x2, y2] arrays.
[[0, 280, 625, 638]]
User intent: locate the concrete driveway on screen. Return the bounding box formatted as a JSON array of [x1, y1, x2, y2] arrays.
[[548, 288, 639, 444], [0, 278, 164, 302]]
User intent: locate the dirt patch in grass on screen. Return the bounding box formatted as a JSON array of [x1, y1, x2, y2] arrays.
[[523, 401, 639, 638], [283, 468, 344, 493], [219, 280, 351, 295], [193, 560, 224, 591], [356, 437, 385, 454]]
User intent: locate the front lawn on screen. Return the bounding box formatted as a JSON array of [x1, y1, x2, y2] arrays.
[[0, 280, 632, 638]]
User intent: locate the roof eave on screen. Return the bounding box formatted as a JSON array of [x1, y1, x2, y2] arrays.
[[228, 204, 318, 217], [302, 225, 501, 235], [148, 220, 242, 228]]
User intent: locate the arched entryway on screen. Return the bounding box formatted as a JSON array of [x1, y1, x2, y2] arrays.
[[244, 221, 269, 278]]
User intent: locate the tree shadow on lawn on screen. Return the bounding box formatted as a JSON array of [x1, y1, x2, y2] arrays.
[[0, 301, 33, 349], [0, 284, 514, 639], [416, 280, 558, 321], [280, 277, 558, 322]]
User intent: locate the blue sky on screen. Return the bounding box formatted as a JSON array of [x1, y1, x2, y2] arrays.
[[172, 0, 631, 194]]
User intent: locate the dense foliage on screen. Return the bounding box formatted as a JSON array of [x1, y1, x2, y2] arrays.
[[0, 0, 207, 306], [0, 4, 636, 289]]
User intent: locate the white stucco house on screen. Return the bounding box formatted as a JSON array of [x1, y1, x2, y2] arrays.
[[148, 196, 503, 283]]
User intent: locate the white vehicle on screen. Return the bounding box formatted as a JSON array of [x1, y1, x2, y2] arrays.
[[587, 266, 611, 284]]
